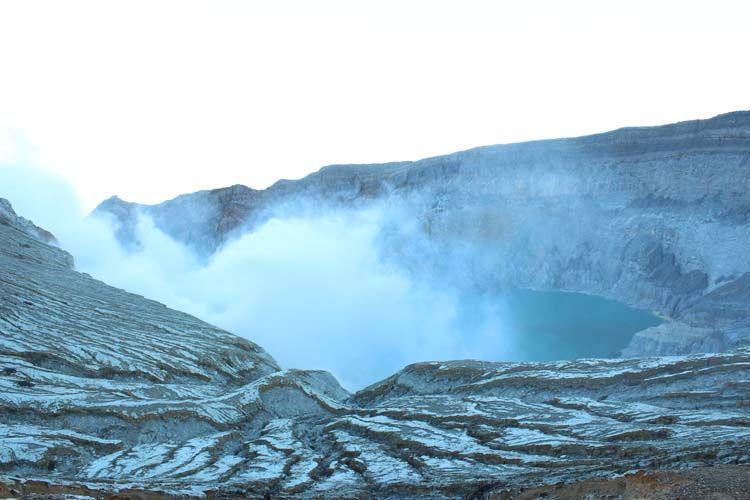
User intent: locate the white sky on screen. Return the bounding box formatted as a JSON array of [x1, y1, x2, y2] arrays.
[[1, 0, 749, 209]]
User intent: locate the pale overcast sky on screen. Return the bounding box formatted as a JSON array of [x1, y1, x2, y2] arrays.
[[1, 0, 748, 208]]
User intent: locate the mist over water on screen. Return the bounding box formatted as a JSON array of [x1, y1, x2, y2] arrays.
[[79, 207, 522, 389], [0, 166, 659, 389]]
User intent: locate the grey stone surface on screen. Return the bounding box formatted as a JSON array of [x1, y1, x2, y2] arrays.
[[620, 322, 728, 357], [0, 198, 59, 247]]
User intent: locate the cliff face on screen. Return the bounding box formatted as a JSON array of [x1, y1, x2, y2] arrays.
[[94, 184, 265, 255], [95, 111, 750, 355], [2, 197, 749, 496]]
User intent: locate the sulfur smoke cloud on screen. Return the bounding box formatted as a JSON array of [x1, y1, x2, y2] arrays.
[[0, 165, 519, 389]]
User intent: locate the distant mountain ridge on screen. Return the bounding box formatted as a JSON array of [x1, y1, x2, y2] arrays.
[[96, 111, 750, 254], [94, 110, 750, 357]]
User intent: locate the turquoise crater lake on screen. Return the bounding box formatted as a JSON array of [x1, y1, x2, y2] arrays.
[[506, 289, 663, 361], [455, 288, 664, 362]]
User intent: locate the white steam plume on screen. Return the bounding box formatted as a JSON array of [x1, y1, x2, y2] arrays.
[[1, 165, 519, 389]]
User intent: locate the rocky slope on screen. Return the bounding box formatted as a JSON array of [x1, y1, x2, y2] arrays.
[[472, 464, 750, 499], [1, 197, 749, 497], [94, 111, 750, 357], [0, 198, 58, 247]]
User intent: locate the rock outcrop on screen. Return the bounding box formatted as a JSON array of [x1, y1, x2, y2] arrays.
[[94, 111, 750, 356], [1, 197, 749, 497], [0, 198, 59, 247]]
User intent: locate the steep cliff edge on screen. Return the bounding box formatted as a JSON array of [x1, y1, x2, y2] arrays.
[[0, 198, 59, 247], [2, 197, 749, 497], [94, 111, 750, 356]]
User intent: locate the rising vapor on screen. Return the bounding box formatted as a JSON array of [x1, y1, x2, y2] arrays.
[[0, 165, 520, 388]]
